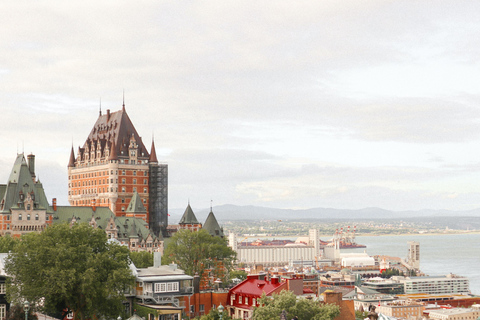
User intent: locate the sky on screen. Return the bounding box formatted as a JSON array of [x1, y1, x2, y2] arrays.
[[2, 1, 480, 212]]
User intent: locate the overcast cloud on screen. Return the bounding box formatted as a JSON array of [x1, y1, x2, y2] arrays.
[[2, 1, 480, 212]]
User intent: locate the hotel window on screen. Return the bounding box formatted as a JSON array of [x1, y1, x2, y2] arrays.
[[144, 188, 147, 193], [200, 305, 205, 312], [122, 170, 126, 175], [35, 214, 39, 220], [122, 178, 126, 184], [122, 187, 126, 192], [133, 171, 137, 176], [18, 214, 22, 220], [143, 179, 147, 184], [133, 179, 136, 184]]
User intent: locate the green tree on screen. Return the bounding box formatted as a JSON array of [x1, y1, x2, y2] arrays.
[[229, 270, 248, 282], [130, 251, 154, 268], [5, 223, 135, 320], [0, 235, 19, 253], [199, 307, 235, 320], [162, 229, 236, 283], [253, 291, 340, 320]]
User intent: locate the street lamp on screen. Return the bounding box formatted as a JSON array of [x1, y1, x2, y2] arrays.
[[217, 303, 224, 320], [23, 300, 30, 320]]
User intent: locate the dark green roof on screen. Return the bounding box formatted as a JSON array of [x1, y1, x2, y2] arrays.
[[203, 210, 224, 237], [179, 204, 199, 225], [126, 191, 146, 213], [1, 154, 52, 214], [53, 206, 161, 241]]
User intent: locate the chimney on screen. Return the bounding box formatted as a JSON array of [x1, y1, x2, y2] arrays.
[[27, 154, 35, 179], [107, 109, 110, 121], [193, 273, 200, 294], [52, 198, 57, 211], [271, 276, 279, 285]]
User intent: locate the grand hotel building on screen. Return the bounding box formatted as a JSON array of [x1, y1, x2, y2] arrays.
[[67, 104, 168, 236]]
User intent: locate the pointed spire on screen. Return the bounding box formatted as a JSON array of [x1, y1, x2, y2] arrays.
[[68, 145, 76, 167], [149, 138, 158, 163]]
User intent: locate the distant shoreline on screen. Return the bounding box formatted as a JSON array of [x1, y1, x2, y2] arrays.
[[238, 230, 480, 239]]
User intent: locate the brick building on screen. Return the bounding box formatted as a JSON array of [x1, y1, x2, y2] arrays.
[[67, 104, 168, 236]]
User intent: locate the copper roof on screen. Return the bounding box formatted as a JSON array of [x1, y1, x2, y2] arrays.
[[83, 107, 149, 160]]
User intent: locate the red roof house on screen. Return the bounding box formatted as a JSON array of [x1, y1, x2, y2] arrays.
[[226, 274, 286, 320]]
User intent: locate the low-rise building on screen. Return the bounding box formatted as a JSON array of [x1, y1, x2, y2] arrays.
[[376, 300, 424, 319], [227, 274, 286, 320], [428, 306, 480, 320], [132, 261, 194, 320], [396, 274, 470, 295]]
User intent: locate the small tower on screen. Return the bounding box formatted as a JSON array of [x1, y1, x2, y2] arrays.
[[203, 206, 224, 237], [178, 203, 202, 231]]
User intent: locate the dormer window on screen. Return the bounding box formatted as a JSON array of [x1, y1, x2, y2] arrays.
[[19, 193, 24, 201]]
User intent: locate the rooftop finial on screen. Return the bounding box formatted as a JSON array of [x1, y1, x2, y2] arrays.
[[99, 98, 102, 116], [122, 90, 125, 111], [210, 199, 213, 212]]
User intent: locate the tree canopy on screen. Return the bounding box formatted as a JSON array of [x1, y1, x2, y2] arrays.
[[5, 223, 135, 320], [253, 290, 340, 320], [162, 229, 236, 283], [129, 251, 154, 268], [0, 234, 19, 253]]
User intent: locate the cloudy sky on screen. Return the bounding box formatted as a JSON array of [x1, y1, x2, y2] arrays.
[[2, 1, 480, 212]]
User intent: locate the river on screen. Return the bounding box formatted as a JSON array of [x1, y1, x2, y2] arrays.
[[349, 233, 480, 295]]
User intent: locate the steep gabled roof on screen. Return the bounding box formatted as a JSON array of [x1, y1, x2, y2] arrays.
[[1, 154, 52, 214], [126, 191, 147, 213], [203, 210, 224, 237], [83, 107, 149, 160], [179, 203, 199, 225]]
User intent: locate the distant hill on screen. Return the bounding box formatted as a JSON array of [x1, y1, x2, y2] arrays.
[[168, 204, 480, 223]]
